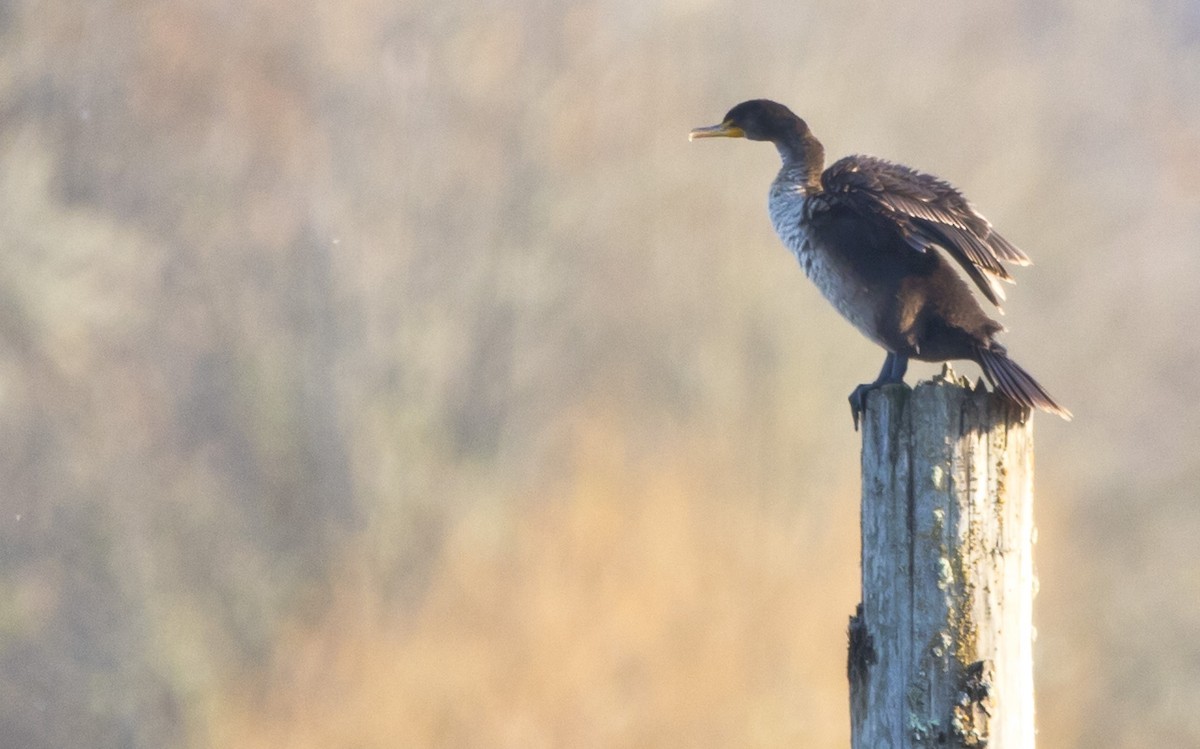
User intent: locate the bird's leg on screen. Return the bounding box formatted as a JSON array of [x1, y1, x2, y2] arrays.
[[849, 353, 909, 430], [887, 352, 909, 381]]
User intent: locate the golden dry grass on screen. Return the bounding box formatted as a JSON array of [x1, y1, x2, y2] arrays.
[[214, 413, 859, 748]]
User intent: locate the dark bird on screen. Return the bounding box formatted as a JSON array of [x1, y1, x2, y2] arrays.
[[690, 99, 1070, 427]]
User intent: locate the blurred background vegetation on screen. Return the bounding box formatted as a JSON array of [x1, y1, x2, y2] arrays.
[[1, 0, 1198, 746]]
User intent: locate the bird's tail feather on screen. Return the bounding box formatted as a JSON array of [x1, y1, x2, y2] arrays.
[[976, 347, 1072, 420]]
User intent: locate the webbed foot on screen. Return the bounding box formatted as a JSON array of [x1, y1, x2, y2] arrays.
[[848, 352, 909, 431], [849, 384, 875, 431]]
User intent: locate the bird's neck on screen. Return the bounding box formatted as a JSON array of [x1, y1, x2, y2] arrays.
[[773, 126, 825, 191]]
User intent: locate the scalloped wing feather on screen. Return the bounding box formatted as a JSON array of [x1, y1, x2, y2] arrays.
[[821, 156, 1030, 308]]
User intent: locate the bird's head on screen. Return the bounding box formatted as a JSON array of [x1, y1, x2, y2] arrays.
[[689, 99, 806, 143]]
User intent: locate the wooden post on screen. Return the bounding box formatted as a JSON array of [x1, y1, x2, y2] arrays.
[[848, 366, 1036, 749]]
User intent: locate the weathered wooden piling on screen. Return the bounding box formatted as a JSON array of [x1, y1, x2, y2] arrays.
[[849, 367, 1036, 748]]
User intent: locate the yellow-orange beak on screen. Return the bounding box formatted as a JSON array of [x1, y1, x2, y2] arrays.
[[688, 121, 745, 141]]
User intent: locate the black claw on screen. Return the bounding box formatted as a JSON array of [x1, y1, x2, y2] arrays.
[[849, 385, 873, 431], [849, 352, 909, 431]]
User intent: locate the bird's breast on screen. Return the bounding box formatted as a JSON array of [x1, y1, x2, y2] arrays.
[[768, 185, 891, 349]]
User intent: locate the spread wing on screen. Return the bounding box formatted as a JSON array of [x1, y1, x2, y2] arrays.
[[819, 155, 1029, 308]]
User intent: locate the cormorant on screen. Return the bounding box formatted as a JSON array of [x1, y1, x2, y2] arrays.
[[690, 99, 1070, 427]]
